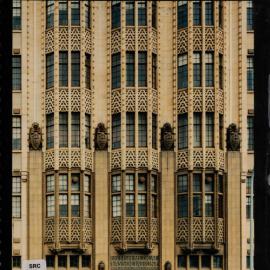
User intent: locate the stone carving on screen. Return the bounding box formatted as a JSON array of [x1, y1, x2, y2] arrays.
[[94, 123, 108, 150], [226, 123, 240, 151], [98, 261, 105, 270], [29, 122, 42, 150], [164, 261, 172, 270], [161, 123, 174, 151]]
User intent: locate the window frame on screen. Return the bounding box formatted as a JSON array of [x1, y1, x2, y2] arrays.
[[12, 55, 21, 91]]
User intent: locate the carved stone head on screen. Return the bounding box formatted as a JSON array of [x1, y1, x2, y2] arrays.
[[226, 123, 240, 151], [161, 122, 174, 151], [98, 261, 105, 270], [165, 261, 172, 270], [95, 123, 108, 150], [29, 122, 42, 150]]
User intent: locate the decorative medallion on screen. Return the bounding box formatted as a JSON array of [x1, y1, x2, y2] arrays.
[[226, 123, 240, 151], [94, 123, 108, 150], [161, 123, 174, 151], [29, 122, 42, 150]]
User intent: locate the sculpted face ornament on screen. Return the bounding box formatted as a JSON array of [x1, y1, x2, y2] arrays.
[[95, 123, 108, 150], [98, 261, 105, 270], [29, 122, 42, 150], [226, 123, 240, 151], [165, 261, 172, 270], [161, 123, 174, 151]]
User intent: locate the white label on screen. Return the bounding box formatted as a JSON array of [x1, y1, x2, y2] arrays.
[[22, 260, 46, 270]]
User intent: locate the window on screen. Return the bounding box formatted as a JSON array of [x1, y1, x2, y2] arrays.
[[12, 176, 21, 218], [46, 195, 55, 217], [46, 175, 54, 193], [71, 112, 80, 147], [58, 256, 67, 267], [59, 1, 68, 26], [13, 0, 21, 30], [178, 255, 187, 268], [126, 1, 135, 26], [152, 1, 157, 28], [46, 256, 55, 267], [247, 1, 253, 31], [246, 196, 251, 219], [205, 0, 214, 26], [112, 174, 121, 192], [152, 113, 157, 149], [46, 113, 54, 148], [138, 52, 147, 87], [246, 176, 252, 194], [71, 51, 80, 86], [112, 113, 121, 149], [151, 175, 158, 217], [193, 113, 202, 147], [206, 112, 214, 147], [84, 174, 91, 193], [59, 112, 68, 147], [85, 1, 91, 28], [59, 194, 68, 217], [202, 256, 211, 268], [126, 194, 135, 217], [46, 53, 54, 89], [12, 116, 21, 150], [12, 55, 21, 90], [205, 195, 214, 216], [82, 255, 91, 267], [178, 113, 188, 149], [177, 175, 188, 217], [112, 53, 121, 89], [59, 52, 68, 87], [71, 1, 80, 26], [247, 56, 254, 91], [138, 194, 147, 217], [205, 174, 214, 217], [126, 112, 135, 147], [59, 174, 68, 192], [46, 0, 54, 28], [213, 255, 223, 268], [178, 53, 188, 89], [205, 52, 214, 87], [85, 53, 91, 89], [112, 195, 121, 217], [152, 53, 157, 89], [193, 52, 201, 87], [178, 1, 187, 29], [219, 54, 223, 89], [193, 174, 202, 217], [71, 174, 80, 191], [219, 114, 223, 149], [190, 256, 199, 268], [71, 195, 80, 217], [246, 255, 251, 269], [85, 114, 91, 149], [247, 115, 254, 150], [138, 112, 147, 147], [126, 52, 135, 87], [138, 1, 147, 26], [112, 1, 121, 29], [12, 256, 21, 268], [218, 0, 223, 28], [193, 0, 201, 26]]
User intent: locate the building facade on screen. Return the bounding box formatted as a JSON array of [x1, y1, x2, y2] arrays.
[[11, 1, 254, 270]]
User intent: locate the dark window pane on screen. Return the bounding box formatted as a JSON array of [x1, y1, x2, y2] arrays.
[[46, 113, 54, 148], [219, 54, 223, 89], [152, 1, 157, 28], [138, 112, 147, 147], [178, 54, 188, 89], [46, 256, 55, 267], [205, 52, 214, 87], [71, 194, 80, 217], [193, 52, 201, 87], [126, 52, 135, 87], [59, 51, 68, 87], [178, 255, 187, 267], [12, 256, 21, 267], [71, 1, 80, 25], [12, 116, 21, 150], [152, 113, 157, 149], [178, 113, 188, 149], [85, 114, 91, 149], [206, 112, 214, 147], [70, 255, 79, 267], [214, 255, 223, 268], [152, 53, 157, 89], [126, 112, 135, 147], [138, 52, 147, 87], [177, 175, 188, 193], [71, 51, 80, 87], [71, 112, 80, 147], [138, 194, 147, 217], [205, 194, 214, 217], [82, 255, 91, 267], [126, 1, 135, 26], [247, 1, 253, 31], [190, 255, 199, 268], [193, 195, 202, 216], [12, 56, 21, 90], [85, 53, 91, 89], [178, 1, 187, 29], [219, 114, 223, 149], [112, 53, 121, 89], [112, 1, 121, 29], [205, 0, 214, 26], [218, 175, 223, 193], [202, 256, 211, 268], [126, 194, 135, 217], [59, 1, 68, 25], [247, 56, 254, 90], [112, 113, 121, 149], [46, 53, 54, 89], [59, 112, 68, 147], [193, 174, 201, 192], [193, 112, 202, 147], [46, 0, 54, 28], [85, 1, 91, 28], [58, 256, 67, 267], [205, 174, 214, 192], [59, 195, 68, 217], [219, 0, 223, 27], [193, 1, 201, 25], [138, 1, 147, 26], [178, 194, 188, 217], [218, 194, 223, 218], [247, 116, 254, 150], [13, 0, 21, 30]]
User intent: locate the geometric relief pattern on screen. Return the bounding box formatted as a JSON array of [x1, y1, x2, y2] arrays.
[[193, 88, 203, 112], [205, 88, 215, 112], [193, 27, 202, 51], [71, 27, 81, 50], [151, 29, 158, 54], [217, 89, 224, 113], [152, 89, 158, 114], [138, 27, 148, 51], [71, 88, 81, 111], [138, 218, 148, 242], [177, 29, 188, 54], [45, 150, 54, 169], [138, 149, 148, 168], [85, 150, 93, 170], [111, 89, 121, 114], [59, 88, 69, 111], [126, 27, 135, 51], [71, 218, 80, 242], [205, 217, 215, 242], [177, 89, 188, 114], [59, 27, 69, 51], [218, 218, 224, 243], [112, 217, 122, 243], [193, 150, 203, 168], [111, 150, 122, 169], [45, 90, 54, 114], [111, 29, 121, 54], [45, 218, 55, 243], [152, 150, 159, 170], [59, 149, 69, 168], [126, 218, 136, 242], [84, 218, 92, 243], [217, 29, 224, 54], [71, 149, 81, 167], [177, 218, 188, 243], [205, 27, 215, 51], [85, 29, 92, 54], [45, 29, 54, 54], [126, 149, 136, 168], [138, 88, 148, 112], [177, 150, 188, 169], [219, 151, 224, 170], [192, 218, 203, 242], [111, 256, 159, 270], [85, 89, 92, 114], [205, 150, 216, 168], [59, 218, 69, 242], [151, 218, 159, 243], [126, 88, 136, 112]]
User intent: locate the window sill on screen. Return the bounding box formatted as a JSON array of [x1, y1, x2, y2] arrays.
[[247, 150, 254, 154], [12, 90, 22, 93], [12, 150, 22, 153], [12, 29, 22, 33], [247, 90, 254, 93], [247, 30, 254, 33]]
